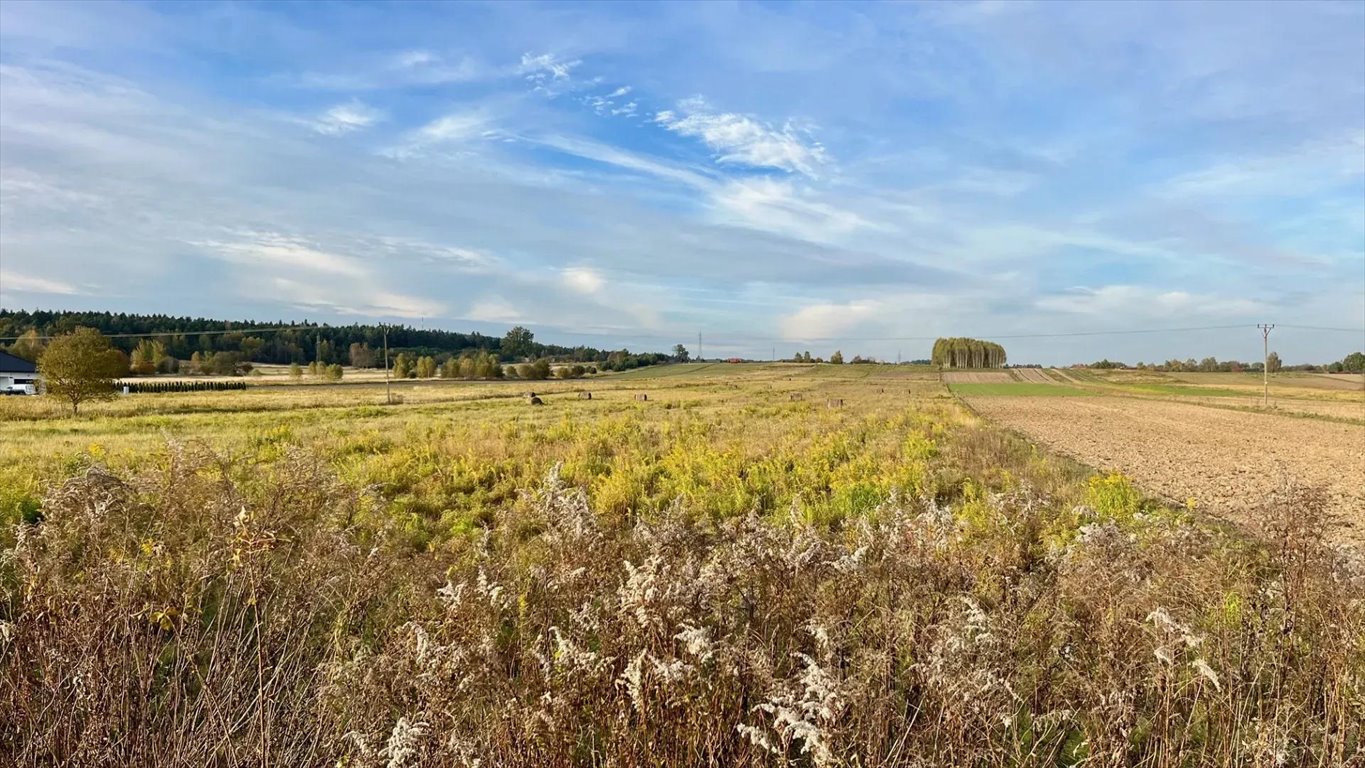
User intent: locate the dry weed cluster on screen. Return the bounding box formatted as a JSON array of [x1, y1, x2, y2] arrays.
[[2, 443, 1362, 766]]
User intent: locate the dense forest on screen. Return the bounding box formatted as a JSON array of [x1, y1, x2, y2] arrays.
[[0, 310, 671, 372]]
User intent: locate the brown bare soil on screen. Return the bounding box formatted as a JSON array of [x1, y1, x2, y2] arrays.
[[942, 371, 1012, 383], [1309, 373, 1365, 391], [968, 395, 1365, 548], [1011, 368, 1056, 384], [1050, 369, 1088, 384]]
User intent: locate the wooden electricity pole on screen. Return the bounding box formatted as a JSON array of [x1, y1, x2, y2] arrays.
[[1258, 323, 1274, 407], [383, 328, 392, 405]]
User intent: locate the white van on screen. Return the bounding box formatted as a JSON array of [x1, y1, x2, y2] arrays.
[[3, 379, 38, 396]]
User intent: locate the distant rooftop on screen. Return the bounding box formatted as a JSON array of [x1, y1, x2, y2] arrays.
[[0, 350, 38, 373]]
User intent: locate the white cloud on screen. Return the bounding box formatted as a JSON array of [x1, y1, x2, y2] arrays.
[[518, 52, 583, 96], [194, 232, 367, 277], [1036, 285, 1263, 318], [393, 49, 436, 68], [312, 100, 382, 135], [1156, 132, 1365, 199], [384, 111, 495, 157], [266, 277, 444, 319], [369, 291, 445, 319], [416, 112, 492, 143], [0, 270, 82, 295], [562, 266, 604, 294], [655, 97, 829, 177], [583, 86, 636, 117], [711, 178, 870, 242], [779, 300, 880, 340], [467, 296, 523, 323], [291, 51, 485, 90], [526, 134, 715, 189]]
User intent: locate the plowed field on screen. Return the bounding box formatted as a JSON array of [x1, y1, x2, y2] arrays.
[[942, 371, 1012, 383], [967, 395, 1365, 547], [1012, 368, 1056, 384]]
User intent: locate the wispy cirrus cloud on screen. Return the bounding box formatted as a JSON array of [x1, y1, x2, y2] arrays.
[[288, 50, 487, 90], [193, 232, 368, 277], [311, 100, 382, 135], [0, 270, 84, 296], [655, 97, 829, 178]]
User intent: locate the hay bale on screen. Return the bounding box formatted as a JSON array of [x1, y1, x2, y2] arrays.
[[789, 393, 803, 401], [826, 398, 843, 408], [527, 396, 544, 406], [634, 393, 649, 401], [579, 391, 592, 400]]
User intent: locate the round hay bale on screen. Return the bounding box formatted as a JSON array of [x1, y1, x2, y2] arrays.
[[579, 391, 592, 400], [826, 398, 843, 408], [789, 393, 803, 401], [634, 393, 648, 401]]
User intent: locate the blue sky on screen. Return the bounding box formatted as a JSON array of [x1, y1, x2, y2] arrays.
[[0, 0, 1361, 364]]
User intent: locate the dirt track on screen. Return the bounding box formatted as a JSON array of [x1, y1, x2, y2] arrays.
[[968, 395, 1365, 548]]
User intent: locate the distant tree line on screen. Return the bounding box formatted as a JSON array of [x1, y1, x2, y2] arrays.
[[932, 338, 1007, 369], [1, 311, 670, 374], [1091, 351, 1364, 374]]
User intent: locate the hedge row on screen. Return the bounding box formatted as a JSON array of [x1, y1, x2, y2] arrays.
[[123, 380, 248, 394]]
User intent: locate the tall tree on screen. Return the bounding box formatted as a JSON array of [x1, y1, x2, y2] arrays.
[[38, 328, 125, 415], [673, 344, 690, 362], [501, 326, 535, 361]]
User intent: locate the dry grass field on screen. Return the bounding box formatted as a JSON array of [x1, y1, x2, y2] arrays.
[[2, 363, 1362, 766]]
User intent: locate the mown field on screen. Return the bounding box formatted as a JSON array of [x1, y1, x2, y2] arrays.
[[2, 363, 1362, 766]]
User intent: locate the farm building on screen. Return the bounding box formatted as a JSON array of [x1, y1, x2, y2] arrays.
[[0, 350, 40, 394]]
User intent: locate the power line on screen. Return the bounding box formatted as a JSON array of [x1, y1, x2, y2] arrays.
[[1275, 324, 1364, 333]]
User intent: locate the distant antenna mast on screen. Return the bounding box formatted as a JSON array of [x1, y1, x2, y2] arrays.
[[698, 332, 703, 362], [1258, 323, 1274, 407]]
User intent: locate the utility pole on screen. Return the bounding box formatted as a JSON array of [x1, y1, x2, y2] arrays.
[[1258, 323, 1274, 407], [383, 328, 392, 405]]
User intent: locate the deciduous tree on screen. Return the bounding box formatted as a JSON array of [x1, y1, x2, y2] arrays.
[[38, 328, 125, 415]]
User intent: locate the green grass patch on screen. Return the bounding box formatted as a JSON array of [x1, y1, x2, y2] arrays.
[[949, 382, 1090, 397]]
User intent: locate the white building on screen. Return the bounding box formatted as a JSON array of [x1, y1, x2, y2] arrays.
[[0, 350, 40, 394]]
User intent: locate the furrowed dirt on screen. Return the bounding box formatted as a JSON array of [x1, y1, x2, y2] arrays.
[[967, 395, 1365, 548], [942, 371, 1013, 383], [1011, 368, 1056, 384]]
